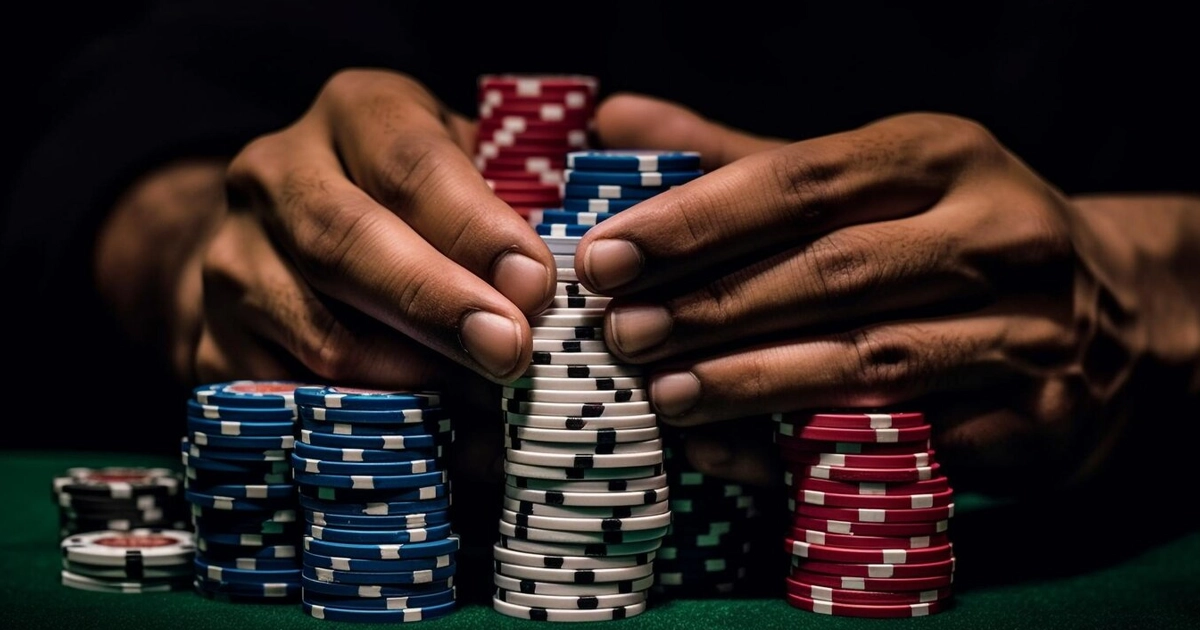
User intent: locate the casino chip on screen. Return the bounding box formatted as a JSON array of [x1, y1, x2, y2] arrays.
[[777, 411, 956, 617], [54, 467, 188, 538], [475, 124, 711, 616], [59, 529, 194, 593], [182, 381, 305, 601], [291, 383, 459, 615]]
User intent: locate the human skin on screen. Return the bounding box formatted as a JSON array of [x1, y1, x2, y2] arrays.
[[94, 72, 1200, 494]]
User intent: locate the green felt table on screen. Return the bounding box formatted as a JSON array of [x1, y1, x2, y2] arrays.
[[3, 449, 1199, 630]]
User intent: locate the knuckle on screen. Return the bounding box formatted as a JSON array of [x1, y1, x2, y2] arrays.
[[764, 147, 841, 226], [843, 327, 919, 401], [371, 134, 454, 209], [801, 232, 879, 312]]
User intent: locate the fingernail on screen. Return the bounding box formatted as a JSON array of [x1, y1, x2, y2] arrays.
[[493, 252, 551, 314], [609, 306, 672, 355], [651, 371, 701, 418], [460, 311, 522, 379], [582, 239, 642, 291]]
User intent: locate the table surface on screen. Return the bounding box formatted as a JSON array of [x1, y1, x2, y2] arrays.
[[4, 448, 1199, 630]]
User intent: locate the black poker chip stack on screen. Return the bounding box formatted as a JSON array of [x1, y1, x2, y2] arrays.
[[53, 466, 188, 538]]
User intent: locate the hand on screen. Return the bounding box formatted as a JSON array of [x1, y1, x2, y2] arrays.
[[580, 94, 1195, 495], [98, 69, 556, 391]]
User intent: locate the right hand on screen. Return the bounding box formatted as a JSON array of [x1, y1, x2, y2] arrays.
[[99, 68, 557, 391]]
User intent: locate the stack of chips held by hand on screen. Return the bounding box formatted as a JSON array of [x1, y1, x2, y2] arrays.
[[777, 411, 955, 618], [474, 74, 597, 221], [60, 528, 195, 594], [54, 467, 187, 539], [292, 386, 459, 623], [184, 381, 307, 602], [491, 150, 703, 622], [653, 425, 770, 599]]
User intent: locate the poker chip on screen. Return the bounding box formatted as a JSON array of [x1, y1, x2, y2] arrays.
[[777, 436, 932, 457], [796, 462, 942, 483], [305, 522, 452, 544], [497, 536, 662, 558], [503, 411, 658, 430], [503, 500, 670, 521], [792, 501, 955, 523], [503, 388, 645, 405], [495, 587, 647, 609], [299, 416, 452, 436], [299, 404, 449, 424], [795, 488, 955, 509], [301, 550, 453, 573], [302, 563, 457, 585], [785, 592, 948, 618], [777, 421, 932, 443], [306, 510, 451, 530], [563, 168, 703, 186], [504, 485, 668, 507], [786, 575, 953, 604], [536, 209, 619, 225], [526, 326, 605, 340], [503, 461, 663, 481], [293, 386, 440, 410], [187, 416, 296, 437], [60, 569, 189, 594], [786, 539, 954, 564], [302, 586, 456, 610], [194, 578, 301, 601], [495, 560, 656, 584], [497, 520, 669, 545], [505, 448, 664, 469], [775, 411, 927, 428], [62, 557, 192, 580], [54, 467, 181, 499], [290, 454, 440, 476], [505, 424, 660, 444], [560, 198, 642, 213], [791, 516, 950, 537], [789, 528, 950, 549], [789, 476, 950, 496], [297, 492, 450, 516], [61, 529, 195, 567], [493, 573, 656, 597], [299, 574, 455, 598], [192, 380, 308, 408], [303, 535, 460, 560], [792, 556, 957, 579], [507, 473, 670, 493], [294, 437, 447, 460], [492, 595, 646, 621], [779, 448, 934, 468], [303, 599, 457, 622], [186, 400, 296, 422], [292, 468, 448, 490], [500, 508, 673, 533], [492, 543, 655, 569], [788, 569, 955, 592], [566, 150, 701, 172]]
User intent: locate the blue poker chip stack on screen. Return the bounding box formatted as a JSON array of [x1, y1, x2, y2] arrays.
[[490, 150, 703, 622], [291, 386, 459, 623], [183, 380, 309, 602]]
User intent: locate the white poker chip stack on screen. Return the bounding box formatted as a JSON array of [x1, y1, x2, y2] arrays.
[[488, 145, 707, 621]]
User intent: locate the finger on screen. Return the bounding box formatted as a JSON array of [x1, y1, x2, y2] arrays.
[[577, 112, 985, 293], [321, 70, 555, 316], [603, 212, 990, 362], [593, 93, 788, 171], [646, 300, 1069, 425], [673, 417, 779, 487], [196, 212, 451, 386], [228, 123, 533, 383]]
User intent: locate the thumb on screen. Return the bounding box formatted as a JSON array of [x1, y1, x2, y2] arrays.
[[593, 92, 789, 170]]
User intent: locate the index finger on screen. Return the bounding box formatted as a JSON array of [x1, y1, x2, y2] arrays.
[[578, 111, 979, 294]]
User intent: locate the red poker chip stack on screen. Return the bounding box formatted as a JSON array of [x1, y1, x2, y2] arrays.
[[474, 74, 598, 220], [776, 411, 955, 618]]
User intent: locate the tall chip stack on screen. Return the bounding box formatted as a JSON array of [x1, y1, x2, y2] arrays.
[[653, 424, 774, 599], [184, 380, 308, 602], [292, 386, 459, 623], [491, 149, 703, 622], [777, 411, 956, 618], [474, 74, 597, 222]]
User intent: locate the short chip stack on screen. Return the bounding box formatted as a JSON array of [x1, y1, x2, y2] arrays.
[[777, 411, 955, 618], [491, 150, 704, 622], [652, 427, 766, 599], [54, 466, 187, 539], [292, 385, 459, 623], [184, 380, 307, 602], [474, 74, 597, 222], [60, 528, 194, 594]]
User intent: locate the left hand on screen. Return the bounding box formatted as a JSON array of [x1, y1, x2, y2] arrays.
[[578, 94, 1132, 494]]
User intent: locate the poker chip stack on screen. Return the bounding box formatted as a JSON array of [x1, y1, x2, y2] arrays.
[[54, 467, 187, 539], [491, 150, 703, 622], [777, 411, 956, 618], [183, 380, 307, 602], [652, 427, 768, 599], [60, 528, 195, 594], [292, 386, 459, 623], [474, 74, 597, 221]]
